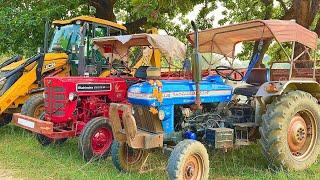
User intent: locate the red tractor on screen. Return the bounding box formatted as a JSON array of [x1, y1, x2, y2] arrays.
[[12, 33, 187, 162]]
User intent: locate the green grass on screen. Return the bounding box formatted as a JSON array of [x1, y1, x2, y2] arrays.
[[0, 125, 319, 180]]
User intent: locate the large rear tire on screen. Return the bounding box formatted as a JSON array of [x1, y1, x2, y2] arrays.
[[0, 113, 12, 127], [260, 90, 320, 170], [21, 94, 44, 118], [167, 139, 209, 180], [111, 140, 149, 172], [78, 117, 113, 162]]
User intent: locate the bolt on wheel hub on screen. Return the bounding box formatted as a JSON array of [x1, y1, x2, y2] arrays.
[[287, 111, 316, 160], [288, 115, 307, 152], [183, 154, 203, 180]]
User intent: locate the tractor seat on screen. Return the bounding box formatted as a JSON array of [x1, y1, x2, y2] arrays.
[[233, 68, 267, 97], [233, 85, 260, 97]]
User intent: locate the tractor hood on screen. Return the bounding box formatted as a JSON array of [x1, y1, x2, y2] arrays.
[[0, 53, 68, 71], [128, 75, 233, 107]]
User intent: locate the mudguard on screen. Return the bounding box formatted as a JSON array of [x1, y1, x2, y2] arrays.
[[255, 79, 320, 98]]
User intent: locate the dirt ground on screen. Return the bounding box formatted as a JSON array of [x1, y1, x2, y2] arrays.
[[0, 168, 19, 180]]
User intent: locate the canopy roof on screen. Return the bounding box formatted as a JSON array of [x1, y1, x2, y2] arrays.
[[93, 33, 186, 60], [187, 20, 318, 57], [53, 15, 127, 31]]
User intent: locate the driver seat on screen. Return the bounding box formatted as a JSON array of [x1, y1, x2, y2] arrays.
[[233, 68, 267, 97]]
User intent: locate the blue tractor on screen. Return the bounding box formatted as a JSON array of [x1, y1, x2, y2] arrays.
[[108, 20, 320, 179], [108, 22, 244, 179]]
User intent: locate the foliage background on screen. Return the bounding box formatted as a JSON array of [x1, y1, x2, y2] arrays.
[[0, 0, 319, 61]]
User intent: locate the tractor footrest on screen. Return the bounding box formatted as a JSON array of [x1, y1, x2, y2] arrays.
[[233, 122, 258, 128], [235, 139, 252, 146], [233, 122, 258, 145]]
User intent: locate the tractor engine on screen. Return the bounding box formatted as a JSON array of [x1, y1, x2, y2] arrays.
[[44, 76, 130, 134], [126, 75, 258, 149]]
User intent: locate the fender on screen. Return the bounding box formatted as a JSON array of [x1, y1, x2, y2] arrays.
[[255, 80, 320, 98], [254, 80, 320, 125]]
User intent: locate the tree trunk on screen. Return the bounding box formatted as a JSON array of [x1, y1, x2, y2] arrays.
[[89, 0, 116, 22], [293, 0, 311, 60], [252, 0, 272, 67], [316, 20, 320, 36]]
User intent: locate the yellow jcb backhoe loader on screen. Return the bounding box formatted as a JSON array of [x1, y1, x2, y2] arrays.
[[0, 16, 127, 126]]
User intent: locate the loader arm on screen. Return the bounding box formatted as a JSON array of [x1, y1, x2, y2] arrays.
[[0, 66, 38, 113]]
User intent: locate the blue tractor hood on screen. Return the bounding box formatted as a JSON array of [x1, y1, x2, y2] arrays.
[[128, 75, 233, 107]]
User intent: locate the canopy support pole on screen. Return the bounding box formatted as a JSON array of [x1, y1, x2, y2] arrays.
[[289, 41, 295, 79]]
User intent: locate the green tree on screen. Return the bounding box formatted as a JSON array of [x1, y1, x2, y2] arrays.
[[0, 0, 216, 56], [219, 0, 320, 63]]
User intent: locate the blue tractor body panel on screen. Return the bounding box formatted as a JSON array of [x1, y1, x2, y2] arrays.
[[127, 75, 233, 134]]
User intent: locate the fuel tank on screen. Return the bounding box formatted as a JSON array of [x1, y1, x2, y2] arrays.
[[128, 75, 233, 106]]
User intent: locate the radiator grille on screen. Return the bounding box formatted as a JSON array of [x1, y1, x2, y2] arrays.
[[132, 105, 163, 133], [45, 86, 66, 116]]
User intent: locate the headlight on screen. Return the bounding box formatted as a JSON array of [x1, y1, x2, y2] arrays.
[[68, 92, 77, 101], [158, 110, 165, 120]]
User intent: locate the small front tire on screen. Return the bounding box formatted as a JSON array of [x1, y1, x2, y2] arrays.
[[0, 113, 12, 127], [111, 140, 149, 172], [78, 117, 113, 162], [167, 139, 209, 180], [36, 113, 67, 146]]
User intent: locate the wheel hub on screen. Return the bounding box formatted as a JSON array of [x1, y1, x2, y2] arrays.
[[91, 127, 112, 154], [183, 154, 202, 180], [186, 165, 195, 177], [125, 147, 143, 164], [288, 115, 307, 152]]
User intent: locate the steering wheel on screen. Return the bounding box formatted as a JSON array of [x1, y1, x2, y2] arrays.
[[215, 65, 243, 81]]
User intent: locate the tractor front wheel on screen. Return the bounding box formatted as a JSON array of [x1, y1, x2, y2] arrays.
[[36, 113, 67, 146], [0, 113, 12, 127], [21, 94, 45, 118], [260, 90, 320, 170], [167, 139, 209, 180], [78, 117, 113, 162], [111, 140, 149, 172]]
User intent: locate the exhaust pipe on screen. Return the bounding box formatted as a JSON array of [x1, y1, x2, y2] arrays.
[[191, 21, 201, 109], [43, 20, 50, 53]]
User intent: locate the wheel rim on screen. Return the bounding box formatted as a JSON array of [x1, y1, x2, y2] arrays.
[[34, 104, 45, 118], [124, 145, 144, 165], [287, 110, 317, 161], [91, 127, 113, 155], [183, 153, 204, 180]]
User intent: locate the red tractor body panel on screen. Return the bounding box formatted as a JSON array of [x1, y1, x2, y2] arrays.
[[43, 76, 134, 135]]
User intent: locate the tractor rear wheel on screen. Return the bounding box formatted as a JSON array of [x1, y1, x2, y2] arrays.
[[21, 94, 45, 118], [78, 117, 113, 162], [36, 113, 67, 146], [0, 113, 12, 127], [167, 139, 209, 180], [260, 90, 320, 170], [111, 140, 149, 172]]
